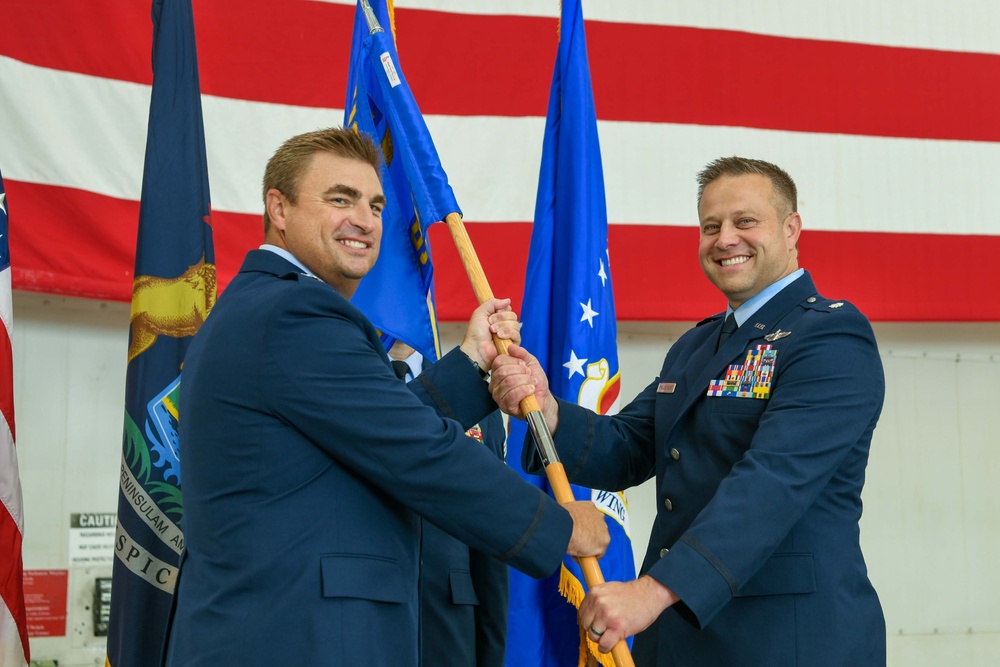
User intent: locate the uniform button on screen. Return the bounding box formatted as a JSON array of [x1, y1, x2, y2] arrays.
[[663, 498, 674, 512], [806, 296, 817, 303], [669, 448, 680, 460], [659, 548, 669, 558]]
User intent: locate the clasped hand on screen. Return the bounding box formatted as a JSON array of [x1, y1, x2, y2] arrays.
[[488, 343, 560, 429], [579, 576, 680, 654], [459, 298, 521, 373]]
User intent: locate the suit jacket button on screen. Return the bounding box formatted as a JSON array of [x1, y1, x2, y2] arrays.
[[659, 548, 669, 558], [669, 448, 680, 460], [663, 498, 674, 512]]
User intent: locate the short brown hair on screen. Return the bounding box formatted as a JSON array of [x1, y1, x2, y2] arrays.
[[696, 156, 797, 217], [262, 126, 383, 231]]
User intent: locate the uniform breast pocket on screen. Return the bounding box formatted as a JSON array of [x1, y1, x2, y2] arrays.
[[709, 396, 769, 416], [320, 554, 407, 604]]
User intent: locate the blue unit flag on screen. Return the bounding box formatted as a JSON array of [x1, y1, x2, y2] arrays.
[[345, 0, 461, 362]]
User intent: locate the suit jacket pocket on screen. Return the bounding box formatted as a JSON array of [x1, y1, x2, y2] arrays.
[[709, 395, 769, 415], [735, 553, 816, 598], [321, 554, 406, 604], [449, 570, 480, 606]]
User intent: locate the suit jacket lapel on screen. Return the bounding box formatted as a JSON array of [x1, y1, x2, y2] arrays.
[[676, 272, 818, 421], [679, 322, 722, 405], [239, 248, 304, 279]]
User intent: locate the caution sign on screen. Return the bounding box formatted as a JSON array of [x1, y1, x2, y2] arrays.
[[69, 512, 117, 567]]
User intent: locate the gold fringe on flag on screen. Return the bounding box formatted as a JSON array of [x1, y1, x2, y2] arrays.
[[558, 563, 617, 667]]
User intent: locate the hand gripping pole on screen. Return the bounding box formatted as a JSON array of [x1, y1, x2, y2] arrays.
[[444, 212, 635, 667]]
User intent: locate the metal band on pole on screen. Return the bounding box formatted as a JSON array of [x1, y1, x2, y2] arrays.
[[444, 213, 635, 667]]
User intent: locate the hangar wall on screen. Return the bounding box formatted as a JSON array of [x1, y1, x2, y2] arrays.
[[13, 292, 1000, 665]]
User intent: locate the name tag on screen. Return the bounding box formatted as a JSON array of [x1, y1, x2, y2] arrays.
[[657, 382, 676, 394]]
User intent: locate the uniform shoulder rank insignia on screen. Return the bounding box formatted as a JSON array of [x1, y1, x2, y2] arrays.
[[707, 344, 777, 399], [829, 301, 844, 308], [764, 329, 791, 342]]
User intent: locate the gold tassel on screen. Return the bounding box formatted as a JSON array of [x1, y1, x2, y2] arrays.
[[558, 564, 618, 667]]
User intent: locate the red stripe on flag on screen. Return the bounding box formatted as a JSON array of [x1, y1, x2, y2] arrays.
[[7, 182, 999, 322], [428, 223, 1000, 323], [0, 499, 28, 660], [0, 255, 26, 660], [3, 181, 260, 303], [0, 321, 14, 443], [5, 0, 1000, 141], [5, 180, 137, 302], [3, 0, 152, 84]]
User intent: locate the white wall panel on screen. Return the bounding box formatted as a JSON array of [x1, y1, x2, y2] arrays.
[[863, 332, 1000, 639], [13, 294, 128, 666], [888, 631, 1000, 667]]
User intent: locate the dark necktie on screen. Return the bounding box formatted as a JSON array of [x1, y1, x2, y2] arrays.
[[391, 359, 411, 381], [716, 313, 738, 352]]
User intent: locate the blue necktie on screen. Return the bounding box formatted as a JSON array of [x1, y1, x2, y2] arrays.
[[391, 360, 411, 381], [717, 313, 738, 352]]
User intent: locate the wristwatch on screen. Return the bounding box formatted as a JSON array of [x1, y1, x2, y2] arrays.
[[463, 351, 490, 381]]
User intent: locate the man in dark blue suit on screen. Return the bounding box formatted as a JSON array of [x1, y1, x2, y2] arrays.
[[388, 342, 509, 667], [492, 157, 886, 666], [161, 127, 609, 666]]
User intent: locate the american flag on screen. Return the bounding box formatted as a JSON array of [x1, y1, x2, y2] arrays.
[[0, 170, 28, 666], [1, 1, 998, 317]]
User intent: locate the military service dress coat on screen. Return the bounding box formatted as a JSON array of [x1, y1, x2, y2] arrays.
[[162, 250, 571, 666], [532, 272, 886, 666], [418, 409, 509, 667], [398, 355, 510, 667]]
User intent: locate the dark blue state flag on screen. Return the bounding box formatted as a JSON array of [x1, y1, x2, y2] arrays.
[[505, 1, 636, 665], [105, 1, 215, 665], [344, 0, 460, 363]]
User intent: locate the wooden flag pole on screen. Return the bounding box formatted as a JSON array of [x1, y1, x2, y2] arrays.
[[444, 212, 635, 667]]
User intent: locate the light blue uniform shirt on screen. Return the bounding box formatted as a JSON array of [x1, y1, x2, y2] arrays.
[[729, 268, 805, 327], [260, 243, 309, 274]]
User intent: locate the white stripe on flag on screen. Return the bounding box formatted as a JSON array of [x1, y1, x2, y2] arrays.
[[3, 51, 999, 238], [0, 604, 29, 667]]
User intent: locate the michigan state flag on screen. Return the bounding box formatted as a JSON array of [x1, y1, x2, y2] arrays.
[[505, 1, 636, 665], [344, 0, 460, 363], [106, 1, 215, 665]]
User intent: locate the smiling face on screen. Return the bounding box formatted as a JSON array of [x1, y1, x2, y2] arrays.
[[698, 173, 801, 309], [265, 151, 386, 298]]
